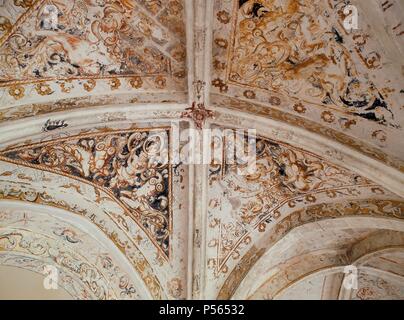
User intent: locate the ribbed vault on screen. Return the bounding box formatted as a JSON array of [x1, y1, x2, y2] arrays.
[[0, 0, 403, 300]]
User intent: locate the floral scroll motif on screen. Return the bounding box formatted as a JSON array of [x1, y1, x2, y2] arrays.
[[0, 0, 186, 90], [223, 0, 397, 127], [1, 129, 172, 257], [208, 131, 374, 275]]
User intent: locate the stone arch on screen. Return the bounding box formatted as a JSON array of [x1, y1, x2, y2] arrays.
[[0, 199, 157, 299], [246, 228, 404, 300], [218, 200, 404, 299]]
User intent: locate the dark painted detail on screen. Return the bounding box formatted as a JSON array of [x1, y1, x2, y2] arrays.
[[42, 119, 68, 132]]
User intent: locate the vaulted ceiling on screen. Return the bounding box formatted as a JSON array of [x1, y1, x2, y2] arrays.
[[0, 0, 403, 300]]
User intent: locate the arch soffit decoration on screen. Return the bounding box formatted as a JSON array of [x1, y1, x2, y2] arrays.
[[0, 200, 153, 300], [0, 134, 186, 298], [214, 199, 404, 299], [233, 220, 404, 300]]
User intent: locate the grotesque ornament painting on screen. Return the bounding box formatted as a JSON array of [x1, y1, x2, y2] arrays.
[[1, 129, 172, 257], [227, 0, 396, 126]]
